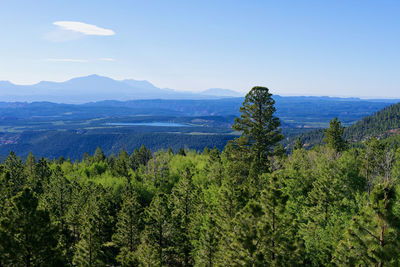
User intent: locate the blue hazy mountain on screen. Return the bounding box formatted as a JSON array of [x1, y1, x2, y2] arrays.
[[201, 88, 243, 97], [0, 75, 240, 103]]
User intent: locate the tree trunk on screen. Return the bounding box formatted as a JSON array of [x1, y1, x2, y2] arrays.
[[272, 205, 275, 261], [26, 252, 31, 267]]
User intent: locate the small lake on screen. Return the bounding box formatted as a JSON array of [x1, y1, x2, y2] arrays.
[[106, 122, 192, 127]]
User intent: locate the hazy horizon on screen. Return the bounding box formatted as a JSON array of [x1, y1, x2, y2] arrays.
[[1, 73, 399, 100], [1, 1, 399, 98]]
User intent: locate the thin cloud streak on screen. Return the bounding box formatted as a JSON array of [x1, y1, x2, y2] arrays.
[[53, 21, 115, 36], [99, 58, 115, 61]]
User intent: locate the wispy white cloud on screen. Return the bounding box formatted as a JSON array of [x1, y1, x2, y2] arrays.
[[53, 21, 115, 36], [99, 58, 115, 61], [43, 58, 88, 63]]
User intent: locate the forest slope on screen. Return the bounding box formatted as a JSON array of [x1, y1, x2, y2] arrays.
[[289, 101, 400, 149]]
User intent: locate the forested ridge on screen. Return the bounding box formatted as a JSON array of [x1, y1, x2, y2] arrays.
[[1, 87, 400, 266], [345, 102, 400, 141], [291, 101, 400, 150]]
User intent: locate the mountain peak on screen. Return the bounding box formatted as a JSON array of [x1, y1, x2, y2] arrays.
[[68, 74, 116, 82]]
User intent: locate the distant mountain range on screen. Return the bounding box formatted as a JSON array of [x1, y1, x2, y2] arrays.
[[0, 75, 244, 103], [201, 88, 243, 97]]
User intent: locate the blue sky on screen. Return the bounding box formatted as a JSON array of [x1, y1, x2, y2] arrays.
[[0, 0, 399, 97]]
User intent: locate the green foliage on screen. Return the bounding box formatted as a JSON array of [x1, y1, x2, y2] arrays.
[[323, 117, 348, 152], [114, 149, 130, 177], [224, 173, 302, 266], [293, 137, 303, 151], [178, 148, 186, 156], [0, 187, 64, 266], [73, 217, 104, 266], [1, 137, 400, 266], [112, 180, 143, 266], [345, 101, 400, 141], [138, 145, 152, 166], [144, 150, 172, 189], [138, 192, 172, 266], [4, 151, 25, 195], [192, 186, 221, 266], [169, 165, 198, 266], [226, 199, 267, 266], [334, 182, 400, 266], [24, 152, 36, 178], [233, 86, 284, 174], [41, 166, 74, 261], [94, 147, 106, 163], [292, 101, 400, 150]]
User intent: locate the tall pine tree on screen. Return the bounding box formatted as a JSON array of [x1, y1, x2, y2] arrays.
[[112, 179, 143, 266], [233, 86, 284, 175]]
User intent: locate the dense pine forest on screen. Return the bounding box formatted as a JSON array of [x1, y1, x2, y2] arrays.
[[1, 87, 400, 266]]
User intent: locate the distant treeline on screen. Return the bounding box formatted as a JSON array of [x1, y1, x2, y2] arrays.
[[0, 131, 236, 161]]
